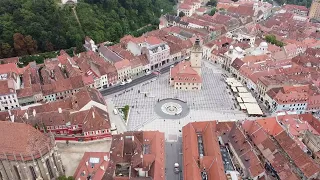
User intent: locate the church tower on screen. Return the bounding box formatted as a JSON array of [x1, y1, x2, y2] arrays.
[[190, 38, 202, 75]]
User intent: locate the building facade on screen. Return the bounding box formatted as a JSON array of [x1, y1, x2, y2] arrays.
[[169, 39, 202, 90], [309, 0, 320, 19]]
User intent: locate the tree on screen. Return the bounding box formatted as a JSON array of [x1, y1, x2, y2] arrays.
[[178, 11, 185, 17], [265, 34, 284, 47], [0, 0, 175, 59], [58, 175, 74, 180], [209, 8, 216, 16], [75, 43, 86, 54], [0, 43, 13, 58]]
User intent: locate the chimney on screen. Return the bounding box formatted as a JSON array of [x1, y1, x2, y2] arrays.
[[33, 109, 36, 116], [195, 38, 200, 46], [10, 115, 15, 122], [58, 108, 62, 113], [100, 165, 105, 170], [24, 112, 29, 120], [92, 111, 95, 118], [8, 110, 11, 116], [132, 136, 135, 142], [85, 161, 88, 166]]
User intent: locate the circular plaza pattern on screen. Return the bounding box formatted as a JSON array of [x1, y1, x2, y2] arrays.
[[155, 98, 190, 119]]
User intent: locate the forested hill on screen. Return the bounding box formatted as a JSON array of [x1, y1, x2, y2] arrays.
[[0, 0, 175, 58]]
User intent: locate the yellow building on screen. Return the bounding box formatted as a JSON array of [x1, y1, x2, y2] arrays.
[[309, 0, 320, 19]]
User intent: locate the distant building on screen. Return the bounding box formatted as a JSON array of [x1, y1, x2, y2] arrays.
[[309, 0, 320, 19], [102, 131, 165, 180], [0, 80, 19, 111], [83, 36, 97, 52], [127, 36, 170, 70], [0, 121, 64, 180], [61, 0, 77, 4], [169, 38, 202, 90]]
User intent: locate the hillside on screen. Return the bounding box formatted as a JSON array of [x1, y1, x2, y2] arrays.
[[0, 0, 174, 58]]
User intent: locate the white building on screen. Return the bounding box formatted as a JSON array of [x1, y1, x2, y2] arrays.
[[127, 36, 170, 70], [265, 86, 309, 114], [0, 80, 19, 111], [223, 46, 245, 71], [61, 0, 77, 4], [84, 36, 98, 52]]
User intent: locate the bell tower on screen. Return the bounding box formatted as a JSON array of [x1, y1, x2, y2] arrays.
[[190, 38, 202, 75]]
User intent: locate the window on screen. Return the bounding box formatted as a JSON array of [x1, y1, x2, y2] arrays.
[[29, 166, 37, 180], [46, 159, 54, 179], [13, 166, 21, 180]]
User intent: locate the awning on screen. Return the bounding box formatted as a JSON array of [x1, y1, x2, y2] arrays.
[[244, 103, 263, 115]]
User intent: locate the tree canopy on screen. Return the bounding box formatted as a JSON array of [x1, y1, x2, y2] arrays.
[[274, 0, 312, 8], [0, 0, 175, 58], [265, 34, 285, 47]]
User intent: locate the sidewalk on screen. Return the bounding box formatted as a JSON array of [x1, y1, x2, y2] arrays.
[[105, 98, 127, 133]]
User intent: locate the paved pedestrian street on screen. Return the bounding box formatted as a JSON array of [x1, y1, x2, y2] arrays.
[[105, 61, 248, 137]]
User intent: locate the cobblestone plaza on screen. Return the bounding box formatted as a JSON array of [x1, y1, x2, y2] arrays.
[[106, 61, 248, 134]]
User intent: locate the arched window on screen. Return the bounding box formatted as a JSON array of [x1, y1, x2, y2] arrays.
[[52, 154, 58, 171], [45, 159, 54, 179], [29, 166, 36, 180], [13, 165, 21, 180]]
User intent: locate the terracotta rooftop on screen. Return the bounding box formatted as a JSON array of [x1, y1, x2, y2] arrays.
[[114, 59, 131, 70], [0, 121, 53, 161], [275, 131, 320, 178], [183, 121, 227, 180], [170, 61, 202, 83], [0, 57, 19, 64], [74, 152, 110, 180], [241, 119, 299, 180], [103, 131, 165, 180], [0, 80, 15, 95]]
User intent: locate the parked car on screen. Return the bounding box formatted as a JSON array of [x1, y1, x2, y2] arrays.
[[127, 79, 132, 83], [145, 71, 151, 75], [113, 109, 118, 115], [120, 81, 126, 86], [174, 163, 180, 174]]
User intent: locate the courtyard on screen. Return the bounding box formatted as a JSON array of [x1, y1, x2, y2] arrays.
[[57, 139, 112, 176]]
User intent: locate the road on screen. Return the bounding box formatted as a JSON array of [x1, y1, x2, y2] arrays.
[[166, 137, 183, 180], [101, 63, 173, 96]]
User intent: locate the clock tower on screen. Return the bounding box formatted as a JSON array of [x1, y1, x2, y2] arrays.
[[190, 38, 202, 75]]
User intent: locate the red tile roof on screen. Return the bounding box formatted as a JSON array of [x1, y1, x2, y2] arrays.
[[275, 131, 320, 178], [183, 121, 227, 180], [74, 152, 110, 180], [241, 119, 299, 180], [0, 121, 52, 161], [228, 124, 265, 177], [114, 59, 131, 70], [0, 57, 19, 64], [103, 131, 165, 180], [170, 61, 202, 83]]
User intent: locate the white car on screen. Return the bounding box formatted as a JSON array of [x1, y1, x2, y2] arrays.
[[120, 81, 126, 86], [145, 71, 151, 75], [127, 79, 132, 83]]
